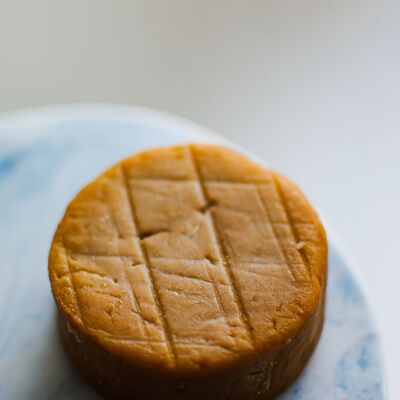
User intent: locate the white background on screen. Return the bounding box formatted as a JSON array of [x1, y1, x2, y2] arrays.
[[0, 1, 399, 398]]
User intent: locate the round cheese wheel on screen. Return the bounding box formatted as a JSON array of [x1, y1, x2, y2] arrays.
[[49, 144, 327, 400]]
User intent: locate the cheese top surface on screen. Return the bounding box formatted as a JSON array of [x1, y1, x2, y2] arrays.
[[49, 144, 327, 375]]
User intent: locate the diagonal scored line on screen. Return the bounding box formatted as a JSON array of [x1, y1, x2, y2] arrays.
[[61, 239, 84, 325], [70, 269, 115, 283], [255, 186, 296, 281], [105, 198, 156, 343], [187, 151, 238, 341], [121, 258, 158, 330], [156, 268, 227, 287], [202, 216, 236, 332], [189, 147, 255, 346], [272, 176, 311, 278], [232, 267, 289, 280], [121, 165, 177, 364], [93, 328, 236, 354]]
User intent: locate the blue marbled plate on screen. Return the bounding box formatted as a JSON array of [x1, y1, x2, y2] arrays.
[[0, 105, 385, 400]]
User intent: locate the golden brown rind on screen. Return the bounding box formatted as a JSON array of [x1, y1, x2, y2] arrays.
[[49, 144, 328, 399]]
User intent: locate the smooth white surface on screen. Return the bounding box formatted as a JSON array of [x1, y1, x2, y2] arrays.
[[0, 2, 399, 398]]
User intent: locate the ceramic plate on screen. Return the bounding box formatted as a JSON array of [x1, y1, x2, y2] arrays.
[[0, 105, 385, 399]]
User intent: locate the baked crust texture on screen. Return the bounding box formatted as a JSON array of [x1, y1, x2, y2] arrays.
[[49, 144, 328, 399]]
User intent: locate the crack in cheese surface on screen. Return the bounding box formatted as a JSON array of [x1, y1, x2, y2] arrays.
[[49, 144, 327, 398]]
